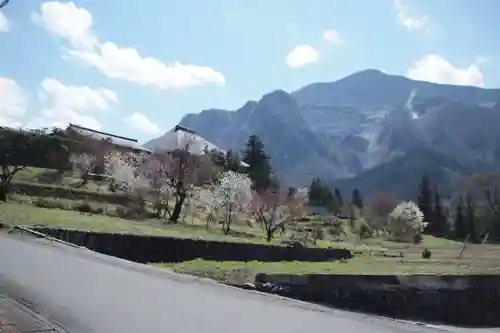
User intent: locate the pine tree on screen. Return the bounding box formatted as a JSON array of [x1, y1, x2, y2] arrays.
[[334, 188, 343, 207], [308, 177, 323, 206], [417, 175, 433, 233], [432, 188, 449, 236], [454, 202, 467, 240], [242, 135, 272, 191], [351, 188, 363, 209], [225, 149, 241, 172], [463, 194, 478, 243]]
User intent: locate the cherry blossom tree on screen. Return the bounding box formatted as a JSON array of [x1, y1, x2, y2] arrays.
[[195, 187, 220, 227], [388, 200, 428, 243], [254, 187, 308, 242], [212, 171, 253, 234], [70, 153, 96, 188]]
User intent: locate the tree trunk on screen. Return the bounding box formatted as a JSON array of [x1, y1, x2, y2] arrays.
[[169, 194, 186, 223], [266, 228, 273, 242], [0, 175, 9, 202], [0, 183, 6, 202]]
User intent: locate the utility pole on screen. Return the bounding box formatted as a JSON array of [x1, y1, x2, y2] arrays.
[[0, 0, 11, 10]]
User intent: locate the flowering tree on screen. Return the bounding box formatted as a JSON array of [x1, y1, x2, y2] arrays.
[[212, 171, 253, 234], [70, 153, 96, 187], [148, 152, 201, 223], [254, 187, 308, 242], [388, 201, 428, 243], [194, 187, 220, 227], [104, 151, 148, 192]]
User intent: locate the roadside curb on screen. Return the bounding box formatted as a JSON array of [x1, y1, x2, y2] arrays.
[[0, 295, 68, 332], [8, 226, 81, 249]]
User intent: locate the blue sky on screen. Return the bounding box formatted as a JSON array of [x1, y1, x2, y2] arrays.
[[0, 0, 499, 142]]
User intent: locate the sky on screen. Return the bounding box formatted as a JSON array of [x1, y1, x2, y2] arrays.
[[0, 0, 499, 143]]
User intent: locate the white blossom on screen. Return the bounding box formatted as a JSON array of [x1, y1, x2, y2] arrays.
[[70, 152, 95, 174], [104, 152, 148, 193], [388, 200, 428, 242], [213, 171, 253, 212]]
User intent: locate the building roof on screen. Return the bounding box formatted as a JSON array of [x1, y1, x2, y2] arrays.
[[67, 124, 152, 153], [152, 125, 249, 167], [153, 125, 219, 156]]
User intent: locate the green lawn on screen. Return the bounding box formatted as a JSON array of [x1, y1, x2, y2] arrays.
[[156, 253, 500, 283], [0, 202, 283, 244]]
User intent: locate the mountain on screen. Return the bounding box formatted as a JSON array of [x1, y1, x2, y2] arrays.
[[144, 69, 500, 199]]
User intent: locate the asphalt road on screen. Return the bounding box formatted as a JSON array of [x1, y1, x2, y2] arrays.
[[0, 232, 496, 333]]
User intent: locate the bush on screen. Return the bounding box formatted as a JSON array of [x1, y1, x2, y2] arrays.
[[35, 197, 68, 210], [422, 248, 432, 259], [115, 206, 145, 220], [73, 200, 106, 215], [324, 216, 346, 236]]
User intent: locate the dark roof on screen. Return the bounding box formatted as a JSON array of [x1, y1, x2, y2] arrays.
[[174, 125, 197, 134], [67, 124, 152, 153]]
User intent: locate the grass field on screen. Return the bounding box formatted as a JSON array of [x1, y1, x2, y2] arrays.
[[0, 202, 287, 244], [156, 249, 500, 282], [4, 168, 500, 278]]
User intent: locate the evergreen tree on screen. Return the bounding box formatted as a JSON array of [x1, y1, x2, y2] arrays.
[[225, 149, 241, 172], [308, 177, 324, 206], [242, 135, 272, 191], [454, 202, 467, 240], [432, 188, 449, 236], [334, 188, 343, 207], [463, 194, 478, 243], [351, 188, 363, 209], [417, 175, 433, 233]]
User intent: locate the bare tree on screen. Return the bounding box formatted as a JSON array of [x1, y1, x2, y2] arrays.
[[365, 192, 399, 233], [0, 0, 11, 10], [463, 172, 500, 219], [253, 187, 308, 242]]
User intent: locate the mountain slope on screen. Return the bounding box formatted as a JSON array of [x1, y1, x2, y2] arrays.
[[145, 70, 500, 198]]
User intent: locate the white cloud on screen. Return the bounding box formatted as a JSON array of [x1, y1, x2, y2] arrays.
[[407, 54, 484, 87], [286, 45, 320, 69], [0, 77, 26, 127], [28, 78, 119, 130], [0, 11, 10, 33], [32, 1, 226, 90], [393, 0, 432, 34], [322, 29, 342, 44], [39, 77, 118, 111], [31, 1, 97, 50], [124, 113, 160, 135]]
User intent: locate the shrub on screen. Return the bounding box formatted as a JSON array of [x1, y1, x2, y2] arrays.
[[35, 197, 67, 210], [422, 248, 432, 259], [73, 200, 106, 215], [325, 217, 346, 236]]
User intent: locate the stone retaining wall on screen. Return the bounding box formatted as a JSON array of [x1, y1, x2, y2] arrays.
[[31, 227, 352, 263], [255, 273, 500, 327]]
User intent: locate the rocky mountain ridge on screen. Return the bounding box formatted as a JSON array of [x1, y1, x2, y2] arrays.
[[145, 69, 500, 198]]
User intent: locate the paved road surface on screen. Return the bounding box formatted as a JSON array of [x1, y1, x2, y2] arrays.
[[0, 232, 497, 333]]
